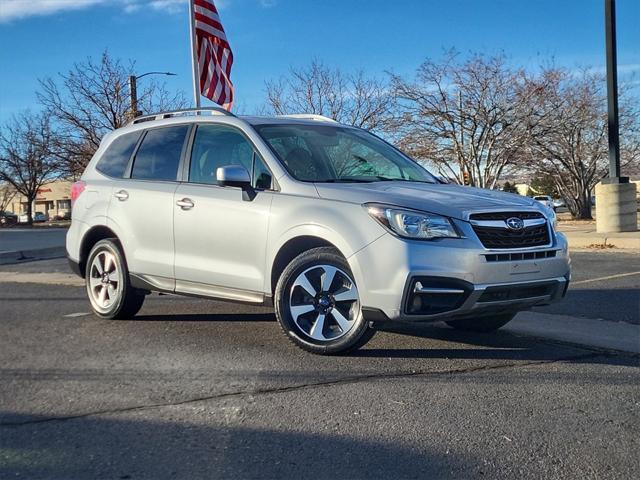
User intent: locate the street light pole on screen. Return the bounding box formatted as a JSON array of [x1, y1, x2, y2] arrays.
[[128, 75, 139, 118], [128, 71, 177, 119], [604, 0, 623, 182], [595, 0, 637, 233]]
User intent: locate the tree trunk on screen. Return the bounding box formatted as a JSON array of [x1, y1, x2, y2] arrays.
[[572, 189, 593, 220], [26, 195, 34, 226]]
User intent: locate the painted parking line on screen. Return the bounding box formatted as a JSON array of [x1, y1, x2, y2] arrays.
[[572, 271, 640, 286]]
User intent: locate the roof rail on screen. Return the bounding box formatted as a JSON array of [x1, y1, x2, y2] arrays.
[[129, 107, 235, 125], [276, 114, 338, 123]]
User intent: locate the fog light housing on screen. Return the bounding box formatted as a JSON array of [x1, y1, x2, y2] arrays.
[[405, 277, 473, 315]]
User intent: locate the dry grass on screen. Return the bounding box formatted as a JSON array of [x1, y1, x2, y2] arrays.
[[586, 242, 616, 249]]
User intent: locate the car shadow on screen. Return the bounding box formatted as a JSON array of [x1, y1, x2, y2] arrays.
[[0, 413, 472, 479]]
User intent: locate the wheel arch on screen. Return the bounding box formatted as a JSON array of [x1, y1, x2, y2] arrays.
[[269, 235, 343, 295], [78, 225, 121, 278]]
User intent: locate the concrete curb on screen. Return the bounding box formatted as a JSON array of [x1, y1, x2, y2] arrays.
[[0, 246, 67, 265], [562, 233, 640, 249]]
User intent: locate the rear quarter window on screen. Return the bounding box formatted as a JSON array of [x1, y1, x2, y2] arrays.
[[96, 131, 141, 178]]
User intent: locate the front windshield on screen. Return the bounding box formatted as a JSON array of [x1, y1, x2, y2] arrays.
[[254, 124, 438, 183]]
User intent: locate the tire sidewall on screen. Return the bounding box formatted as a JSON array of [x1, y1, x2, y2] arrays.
[[85, 239, 129, 319], [275, 248, 370, 354]]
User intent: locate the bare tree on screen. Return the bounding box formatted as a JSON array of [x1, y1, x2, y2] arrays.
[[0, 112, 61, 225], [525, 68, 640, 219], [391, 52, 537, 189], [0, 183, 16, 213], [265, 60, 393, 131], [38, 51, 187, 176]]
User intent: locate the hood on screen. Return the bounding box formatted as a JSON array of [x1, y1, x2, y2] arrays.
[[314, 182, 543, 220]]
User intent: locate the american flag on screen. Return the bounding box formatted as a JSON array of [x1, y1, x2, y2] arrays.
[[192, 0, 234, 110]]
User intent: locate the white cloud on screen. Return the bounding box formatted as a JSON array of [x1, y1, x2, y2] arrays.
[[0, 0, 196, 22], [0, 0, 105, 22]]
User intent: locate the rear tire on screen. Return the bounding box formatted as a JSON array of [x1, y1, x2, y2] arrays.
[[85, 239, 145, 319], [274, 247, 374, 355], [446, 313, 515, 333]]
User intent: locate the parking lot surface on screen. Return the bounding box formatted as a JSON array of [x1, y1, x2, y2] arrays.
[[0, 251, 638, 479]]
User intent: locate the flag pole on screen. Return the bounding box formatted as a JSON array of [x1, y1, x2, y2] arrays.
[[188, 0, 201, 108]]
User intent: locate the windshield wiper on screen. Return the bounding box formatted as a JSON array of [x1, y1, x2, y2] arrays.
[[321, 178, 376, 183], [372, 176, 436, 184]]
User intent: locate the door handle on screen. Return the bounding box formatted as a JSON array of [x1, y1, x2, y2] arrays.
[[114, 190, 129, 201], [176, 198, 195, 210]]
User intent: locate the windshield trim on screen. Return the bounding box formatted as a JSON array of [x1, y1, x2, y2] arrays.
[[252, 123, 440, 185]]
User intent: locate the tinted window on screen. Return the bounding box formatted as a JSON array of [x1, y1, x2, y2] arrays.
[[189, 124, 272, 188], [96, 131, 141, 178], [131, 125, 189, 181]]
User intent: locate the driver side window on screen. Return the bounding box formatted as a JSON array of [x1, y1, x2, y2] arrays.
[[189, 124, 272, 189]]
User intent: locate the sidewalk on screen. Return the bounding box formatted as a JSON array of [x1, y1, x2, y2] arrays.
[[557, 222, 640, 249]]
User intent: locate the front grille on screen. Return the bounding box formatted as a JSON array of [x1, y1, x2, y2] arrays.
[[470, 212, 550, 249], [484, 250, 557, 262], [470, 211, 544, 221]]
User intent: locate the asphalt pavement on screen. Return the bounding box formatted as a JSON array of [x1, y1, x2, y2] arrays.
[[0, 251, 638, 479], [0, 228, 67, 254]]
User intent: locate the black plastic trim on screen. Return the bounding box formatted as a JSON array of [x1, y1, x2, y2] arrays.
[[67, 256, 83, 278], [402, 276, 474, 315]]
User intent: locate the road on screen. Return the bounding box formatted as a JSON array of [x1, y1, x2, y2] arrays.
[[0, 251, 638, 479], [536, 250, 639, 324], [0, 228, 67, 254]]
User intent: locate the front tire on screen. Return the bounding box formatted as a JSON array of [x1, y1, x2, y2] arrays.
[[274, 247, 374, 355], [446, 313, 515, 333], [85, 239, 145, 319]]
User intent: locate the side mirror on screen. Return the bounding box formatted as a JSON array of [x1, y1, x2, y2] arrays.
[[216, 165, 251, 188]]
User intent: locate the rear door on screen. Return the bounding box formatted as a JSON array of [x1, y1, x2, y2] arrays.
[[107, 124, 190, 289], [173, 123, 274, 300]]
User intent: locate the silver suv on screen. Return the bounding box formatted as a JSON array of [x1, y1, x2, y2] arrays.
[[67, 108, 570, 354]]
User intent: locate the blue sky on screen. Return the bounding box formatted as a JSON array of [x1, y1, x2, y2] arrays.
[[0, 0, 638, 122]]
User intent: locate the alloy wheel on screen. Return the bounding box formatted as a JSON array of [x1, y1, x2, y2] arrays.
[[288, 264, 360, 341], [88, 250, 121, 310]]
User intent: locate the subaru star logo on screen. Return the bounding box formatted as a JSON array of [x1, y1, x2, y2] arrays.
[[506, 217, 525, 231]]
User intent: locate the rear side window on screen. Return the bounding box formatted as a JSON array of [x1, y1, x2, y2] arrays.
[[131, 125, 189, 181], [96, 131, 141, 178]]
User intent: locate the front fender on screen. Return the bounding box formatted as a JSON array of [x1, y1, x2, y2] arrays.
[[264, 196, 386, 293]]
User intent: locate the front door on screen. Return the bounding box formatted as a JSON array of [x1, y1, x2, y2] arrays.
[[173, 123, 274, 301]]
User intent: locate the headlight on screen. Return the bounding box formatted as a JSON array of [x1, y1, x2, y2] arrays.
[[545, 207, 557, 229], [365, 204, 459, 240]]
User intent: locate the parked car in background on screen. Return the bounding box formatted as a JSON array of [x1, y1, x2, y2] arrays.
[[33, 212, 48, 222], [19, 212, 49, 223], [52, 212, 72, 221], [552, 198, 565, 209], [534, 195, 555, 211], [0, 211, 18, 226], [67, 108, 570, 355]]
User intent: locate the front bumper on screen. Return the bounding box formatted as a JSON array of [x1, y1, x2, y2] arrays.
[[348, 225, 570, 323]]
